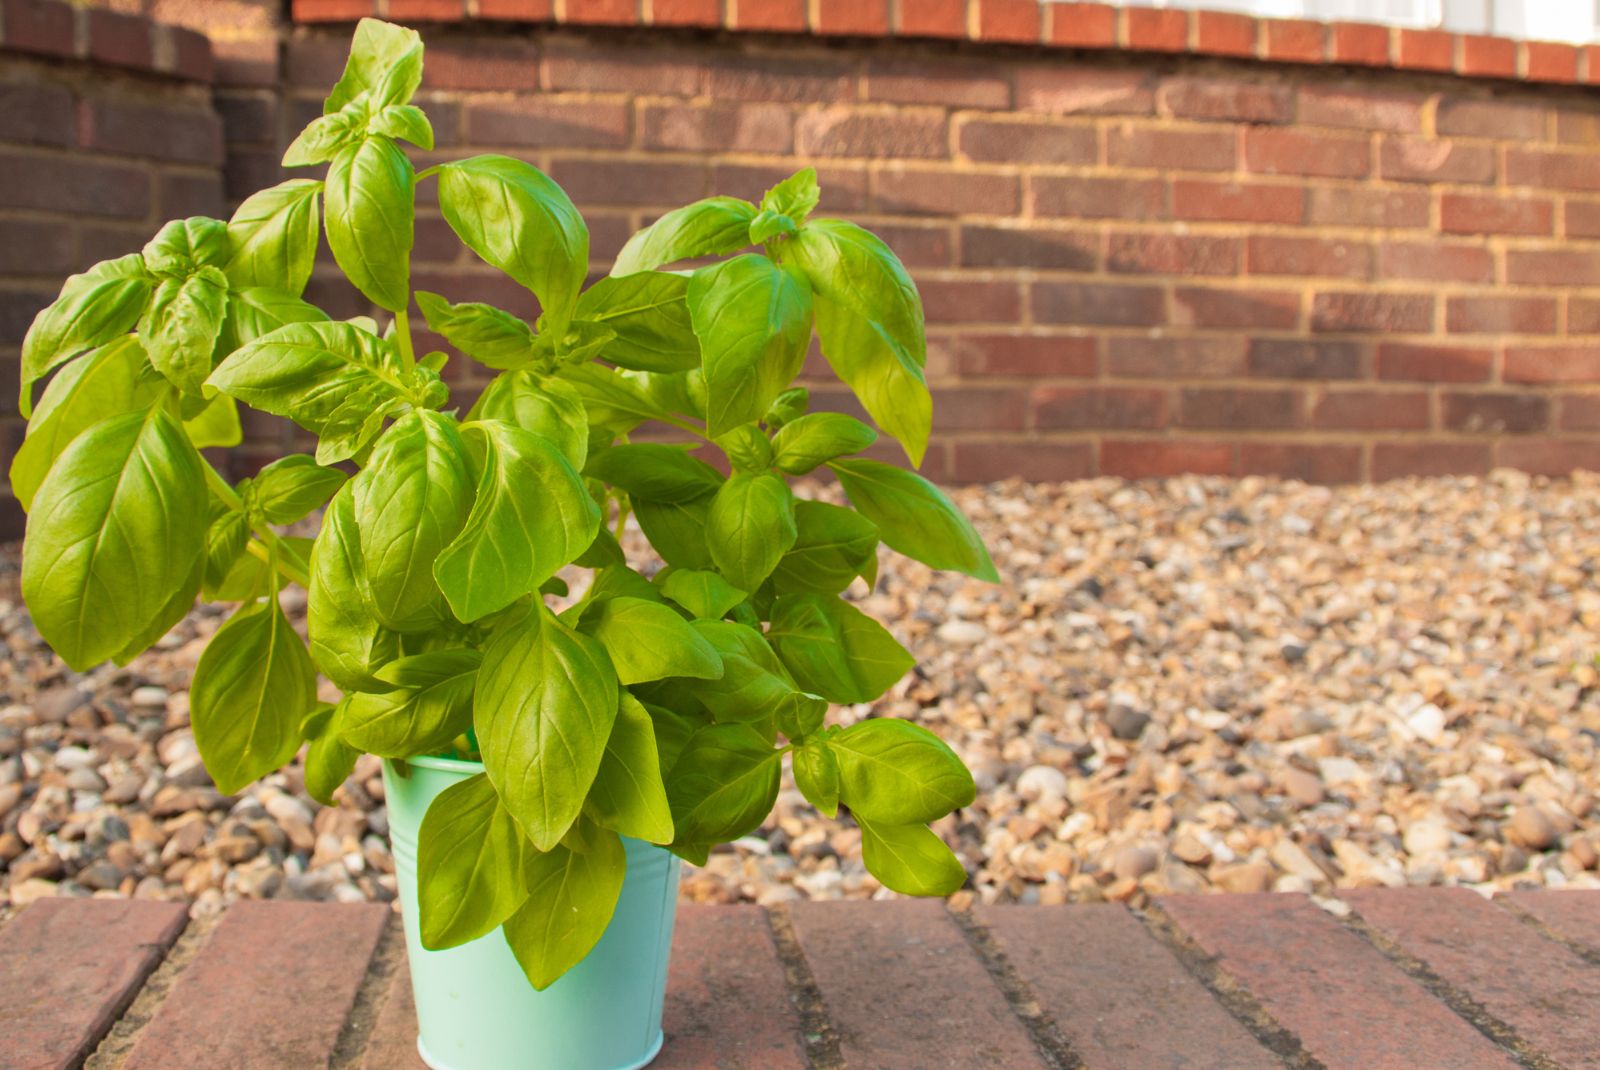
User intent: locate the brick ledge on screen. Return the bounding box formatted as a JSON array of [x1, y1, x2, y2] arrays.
[[0, 0, 213, 83]]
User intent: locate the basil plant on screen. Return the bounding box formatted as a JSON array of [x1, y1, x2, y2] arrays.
[[12, 19, 997, 988]]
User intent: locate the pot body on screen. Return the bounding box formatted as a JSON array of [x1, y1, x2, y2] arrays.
[[384, 756, 682, 1070]]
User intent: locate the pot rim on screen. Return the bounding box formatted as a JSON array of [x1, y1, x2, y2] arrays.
[[402, 754, 485, 774]]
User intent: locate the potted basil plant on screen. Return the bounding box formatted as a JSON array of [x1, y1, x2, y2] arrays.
[[13, 17, 998, 1070]]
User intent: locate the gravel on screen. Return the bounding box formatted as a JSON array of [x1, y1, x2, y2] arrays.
[[2, 469, 1598, 918]]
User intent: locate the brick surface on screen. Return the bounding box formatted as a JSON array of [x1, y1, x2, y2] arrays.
[[0, 899, 187, 1070], [124, 900, 388, 1070], [982, 903, 1280, 1070], [361, 968, 426, 1070], [1505, 890, 1600, 952], [1161, 893, 1520, 1070], [952, 439, 1096, 482], [789, 900, 1048, 1069], [1102, 439, 1232, 478]]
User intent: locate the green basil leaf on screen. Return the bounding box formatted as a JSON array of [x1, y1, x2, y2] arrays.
[[418, 771, 528, 950], [436, 155, 587, 328], [112, 555, 203, 667], [688, 254, 813, 437], [353, 410, 473, 631], [562, 362, 670, 433], [21, 407, 206, 670], [223, 179, 322, 295], [325, 136, 415, 312], [20, 254, 153, 417], [201, 509, 250, 598], [858, 816, 966, 896], [765, 386, 809, 429], [666, 723, 780, 847], [612, 197, 758, 276], [340, 649, 480, 758], [771, 500, 879, 595], [434, 420, 599, 622], [248, 454, 346, 525], [578, 596, 723, 686], [316, 384, 399, 466], [748, 209, 796, 246], [302, 702, 360, 807], [369, 103, 433, 150], [637, 696, 705, 772], [768, 593, 914, 705], [634, 496, 714, 570], [308, 483, 402, 691], [586, 693, 674, 844], [139, 270, 229, 395], [832, 718, 975, 825], [828, 459, 997, 582], [503, 819, 625, 990], [772, 412, 876, 475], [582, 566, 665, 609], [574, 272, 699, 373], [584, 443, 723, 502], [326, 17, 423, 114], [794, 738, 840, 817], [218, 287, 329, 354], [283, 110, 361, 168], [208, 319, 409, 436], [182, 394, 243, 449], [476, 607, 619, 850], [190, 596, 317, 795], [415, 291, 534, 371], [706, 472, 796, 593], [657, 569, 746, 621], [689, 620, 823, 740], [467, 370, 589, 470], [761, 167, 820, 226], [142, 218, 228, 276], [790, 220, 929, 465]]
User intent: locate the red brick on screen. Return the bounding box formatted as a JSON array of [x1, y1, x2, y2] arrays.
[[1108, 232, 1238, 276], [1374, 441, 1492, 480], [1248, 338, 1365, 379], [1379, 241, 1494, 284], [1314, 389, 1429, 431], [1379, 137, 1494, 184], [548, 158, 708, 206], [561, 0, 634, 22], [641, 102, 793, 154], [815, 0, 887, 35], [1506, 890, 1600, 951], [359, 968, 425, 1070], [1505, 148, 1600, 192], [1435, 98, 1547, 139], [1555, 110, 1600, 145], [1497, 438, 1600, 474], [295, 0, 379, 16], [1102, 439, 1232, 478], [918, 277, 1022, 323], [1246, 128, 1369, 178], [1195, 10, 1255, 57], [0, 287, 57, 345], [125, 901, 388, 1070], [1505, 346, 1600, 383], [875, 167, 1019, 216], [928, 386, 1030, 431], [951, 440, 1096, 481], [1033, 386, 1167, 429], [976, 0, 1041, 44], [1441, 193, 1553, 236], [795, 108, 946, 158], [0, 899, 187, 1070], [1047, 3, 1117, 49], [1313, 292, 1433, 333], [1332, 21, 1391, 66], [88, 9, 153, 68], [731, 0, 806, 32], [1586, 46, 1600, 86], [0, 218, 76, 276], [79, 98, 224, 165], [866, 222, 953, 267], [0, 150, 152, 219], [1106, 335, 1246, 379], [1034, 175, 1167, 220], [1160, 78, 1292, 123], [1016, 67, 1154, 116], [1442, 391, 1548, 433], [466, 98, 630, 148], [1506, 248, 1600, 287], [1248, 235, 1372, 280], [1239, 442, 1363, 483], [1180, 387, 1303, 430], [1297, 87, 1425, 133], [388, 0, 468, 17], [1110, 125, 1236, 171], [1458, 34, 1516, 78], [1446, 295, 1556, 334], [1378, 342, 1492, 382], [2, 0, 76, 56], [1173, 286, 1300, 330], [895, 0, 965, 39], [943, 333, 1097, 377], [963, 225, 1099, 270], [789, 901, 1048, 1069], [1161, 893, 1519, 1069], [545, 43, 703, 95], [1398, 28, 1454, 72], [1174, 179, 1302, 224], [1570, 296, 1600, 334], [1264, 18, 1325, 64], [864, 56, 1011, 109], [651, 0, 720, 26], [1034, 281, 1165, 327], [0, 81, 74, 147], [423, 38, 540, 89], [958, 118, 1096, 164], [1524, 41, 1579, 83], [1308, 186, 1428, 228], [1126, 8, 1188, 53]]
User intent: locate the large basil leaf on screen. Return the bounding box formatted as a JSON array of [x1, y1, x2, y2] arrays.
[[326, 17, 423, 114], [578, 596, 723, 685], [353, 411, 473, 631], [768, 593, 914, 704], [142, 218, 228, 276], [415, 291, 534, 371], [689, 620, 824, 740], [793, 738, 840, 816], [308, 483, 401, 691], [182, 394, 243, 449], [637, 696, 706, 772], [706, 472, 796, 593], [503, 818, 625, 990], [657, 569, 746, 620], [139, 270, 229, 395], [584, 443, 722, 502], [586, 693, 673, 844], [467, 370, 588, 470], [190, 596, 317, 795], [476, 607, 619, 850], [217, 287, 329, 354], [325, 136, 414, 312], [828, 459, 997, 582], [666, 723, 781, 855], [634, 497, 714, 570], [790, 220, 929, 465], [687, 254, 812, 437], [771, 500, 879, 595], [434, 420, 599, 622], [302, 702, 359, 807], [223, 180, 322, 295], [858, 816, 966, 896], [612, 197, 757, 276], [418, 772, 528, 950], [247, 454, 346, 525], [831, 719, 975, 825], [772, 412, 876, 475], [574, 272, 698, 373], [563, 362, 670, 433], [21, 407, 206, 670], [436, 155, 587, 328], [339, 649, 479, 757], [20, 254, 153, 416]]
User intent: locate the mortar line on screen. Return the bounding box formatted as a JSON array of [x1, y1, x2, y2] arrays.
[[1497, 898, 1600, 969], [945, 905, 1084, 1070], [330, 911, 409, 1070], [764, 904, 845, 1070], [85, 910, 214, 1070]]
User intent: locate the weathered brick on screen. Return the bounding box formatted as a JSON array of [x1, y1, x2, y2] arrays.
[[651, 0, 721, 27], [0, 219, 76, 276], [79, 98, 224, 165], [730, 0, 805, 32], [1378, 342, 1492, 382], [1249, 338, 1365, 379], [1525, 40, 1580, 83], [1379, 242, 1494, 283], [1108, 232, 1238, 276], [932, 386, 1030, 431], [1566, 200, 1600, 238], [1173, 180, 1303, 224], [1126, 7, 1188, 53], [388, 0, 469, 17], [639, 102, 792, 154], [1110, 124, 1237, 171], [1015, 67, 1155, 116], [1379, 137, 1494, 184], [1459, 34, 1517, 78], [1436, 98, 1547, 139], [1374, 441, 1493, 480], [1159, 78, 1292, 123], [1442, 391, 1548, 433], [359, 968, 425, 1070], [1314, 389, 1429, 431], [1497, 438, 1600, 474], [1506, 890, 1600, 951], [863, 222, 953, 267], [942, 333, 1097, 377], [422, 38, 539, 90], [977, 0, 1042, 45], [1312, 292, 1434, 333], [1180, 387, 1303, 430], [1264, 18, 1326, 63], [1308, 186, 1429, 228], [1107, 335, 1246, 379], [1034, 281, 1165, 327], [2, 0, 75, 57], [1239, 441, 1363, 483], [1195, 10, 1256, 57], [1173, 286, 1300, 329], [795, 108, 946, 158], [1505, 148, 1600, 192], [704, 52, 855, 102], [1332, 21, 1391, 66], [895, 0, 965, 39], [1297, 86, 1425, 133], [551, 158, 707, 206], [957, 118, 1097, 165], [962, 225, 1099, 271], [467, 98, 630, 147], [952, 440, 1096, 482], [1571, 297, 1600, 334], [1102, 439, 1232, 478], [874, 167, 1019, 216], [1033, 385, 1168, 429], [1047, 3, 1118, 49], [0, 151, 151, 219], [1505, 345, 1600, 383], [1034, 175, 1167, 220], [0, 81, 75, 147], [1398, 28, 1454, 72], [1505, 248, 1600, 287], [1554, 110, 1600, 145], [0, 288, 55, 345], [1446, 295, 1556, 334], [1247, 235, 1372, 280], [815, 0, 888, 36], [919, 277, 1023, 324], [88, 8, 153, 69], [1245, 128, 1369, 178], [543, 43, 702, 95], [863, 56, 1011, 110], [159, 170, 226, 220]]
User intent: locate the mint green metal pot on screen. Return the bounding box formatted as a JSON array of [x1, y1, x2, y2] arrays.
[[383, 756, 682, 1070]]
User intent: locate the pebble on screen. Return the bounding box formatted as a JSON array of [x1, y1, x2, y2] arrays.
[[1507, 807, 1560, 851]]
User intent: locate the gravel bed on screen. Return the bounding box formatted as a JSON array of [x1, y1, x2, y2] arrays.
[[2, 470, 1598, 918]]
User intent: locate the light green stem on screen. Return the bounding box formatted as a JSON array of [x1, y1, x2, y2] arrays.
[[202, 461, 313, 589]]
